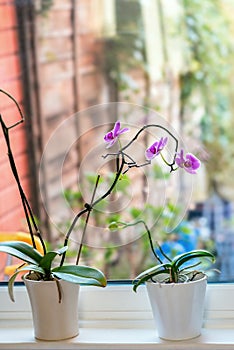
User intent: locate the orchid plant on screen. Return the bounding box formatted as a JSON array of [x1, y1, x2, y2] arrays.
[[0, 88, 213, 301], [109, 219, 215, 291], [104, 121, 214, 290]]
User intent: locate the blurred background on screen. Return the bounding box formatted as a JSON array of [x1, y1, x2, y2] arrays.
[[1, 0, 234, 281]]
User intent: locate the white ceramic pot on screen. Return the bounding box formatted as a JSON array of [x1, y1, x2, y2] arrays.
[[24, 277, 80, 341], [146, 274, 207, 341]]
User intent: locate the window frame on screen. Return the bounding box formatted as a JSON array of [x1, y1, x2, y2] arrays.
[[0, 281, 234, 349], [0, 281, 234, 327]]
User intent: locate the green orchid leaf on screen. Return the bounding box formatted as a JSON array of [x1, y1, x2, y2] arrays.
[[8, 270, 22, 302], [0, 241, 43, 265], [172, 250, 215, 270], [56, 246, 68, 255], [133, 264, 171, 292], [132, 272, 160, 293], [52, 265, 107, 287], [179, 261, 202, 273], [135, 263, 171, 281], [132, 276, 148, 293], [39, 246, 68, 272], [8, 264, 45, 302]]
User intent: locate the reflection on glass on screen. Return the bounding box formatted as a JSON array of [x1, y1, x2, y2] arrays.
[[0, 0, 234, 282]]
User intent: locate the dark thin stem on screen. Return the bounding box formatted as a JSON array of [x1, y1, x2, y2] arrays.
[[8, 120, 24, 130], [122, 124, 178, 152], [121, 124, 179, 171], [55, 279, 62, 303], [142, 221, 163, 263], [92, 154, 125, 207], [75, 175, 101, 265], [180, 261, 201, 273], [60, 207, 87, 266], [0, 88, 24, 125], [190, 271, 202, 281], [103, 124, 179, 173], [60, 154, 125, 266], [0, 116, 46, 254], [0, 89, 46, 255], [122, 152, 136, 163], [122, 159, 151, 174], [155, 241, 172, 263], [120, 220, 163, 264]]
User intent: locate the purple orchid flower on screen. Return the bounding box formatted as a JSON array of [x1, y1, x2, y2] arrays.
[[145, 137, 168, 161], [104, 121, 129, 148], [175, 149, 201, 174]]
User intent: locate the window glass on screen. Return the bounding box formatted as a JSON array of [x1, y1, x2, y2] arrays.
[[0, 0, 234, 282]]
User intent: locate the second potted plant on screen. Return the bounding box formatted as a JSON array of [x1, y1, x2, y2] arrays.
[[109, 218, 215, 341], [134, 241, 215, 340]]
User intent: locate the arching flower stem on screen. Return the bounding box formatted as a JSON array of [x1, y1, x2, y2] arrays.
[[105, 124, 179, 173], [109, 219, 164, 264]]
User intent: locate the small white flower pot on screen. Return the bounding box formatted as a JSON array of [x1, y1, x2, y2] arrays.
[[146, 274, 207, 341], [24, 277, 80, 341]]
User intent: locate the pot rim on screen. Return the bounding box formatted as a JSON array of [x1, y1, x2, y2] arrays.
[[23, 274, 76, 285], [145, 272, 207, 287], [22, 273, 53, 283]]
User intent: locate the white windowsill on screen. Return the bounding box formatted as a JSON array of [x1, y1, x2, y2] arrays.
[[1, 326, 234, 350], [0, 283, 234, 349]]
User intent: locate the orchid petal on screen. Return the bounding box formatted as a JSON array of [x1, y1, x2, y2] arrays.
[[118, 127, 130, 135], [145, 137, 167, 161], [158, 137, 168, 152], [145, 146, 157, 160], [113, 121, 121, 137], [175, 149, 185, 168], [186, 153, 200, 170], [105, 138, 118, 149], [175, 149, 200, 174], [104, 131, 114, 142], [104, 121, 129, 148]]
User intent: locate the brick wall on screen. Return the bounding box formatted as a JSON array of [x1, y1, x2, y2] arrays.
[[0, 0, 108, 237], [0, 1, 30, 231], [32, 0, 108, 240]]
